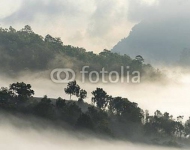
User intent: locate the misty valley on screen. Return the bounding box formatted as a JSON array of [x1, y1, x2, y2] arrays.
[[0, 80, 189, 150], [1, 1, 190, 148]]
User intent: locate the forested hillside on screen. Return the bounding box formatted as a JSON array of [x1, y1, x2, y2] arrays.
[[0, 81, 190, 148], [0, 25, 161, 80]]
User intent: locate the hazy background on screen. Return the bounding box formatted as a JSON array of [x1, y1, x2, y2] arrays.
[[0, 0, 177, 53], [112, 0, 190, 65], [1, 0, 189, 65], [0, 0, 135, 52]]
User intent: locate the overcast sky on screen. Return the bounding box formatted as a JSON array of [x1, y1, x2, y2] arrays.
[[0, 0, 188, 54]]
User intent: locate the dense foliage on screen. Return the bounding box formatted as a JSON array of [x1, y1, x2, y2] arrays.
[[0, 81, 189, 148], [0, 25, 161, 81]]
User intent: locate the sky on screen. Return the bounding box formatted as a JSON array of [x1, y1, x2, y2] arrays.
[[0, 0, 159, 53]]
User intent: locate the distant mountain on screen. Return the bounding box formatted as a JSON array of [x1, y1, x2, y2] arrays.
[[112, 17, 190, 65]]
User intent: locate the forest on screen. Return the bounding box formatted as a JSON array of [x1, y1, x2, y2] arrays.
[[0, 80, 190, 148], [0, 25, 162, 81], [0, 25, 189, 148]]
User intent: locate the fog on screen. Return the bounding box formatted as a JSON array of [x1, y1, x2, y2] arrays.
[[0, 114, 180, 150], [0, 68, 190, 149], [1, 67, 190, 120]]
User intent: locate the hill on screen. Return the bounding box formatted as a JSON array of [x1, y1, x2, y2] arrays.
[[112, 18, 190, 66], [0, 81, 189, 148], [0, 25, 161, 81]]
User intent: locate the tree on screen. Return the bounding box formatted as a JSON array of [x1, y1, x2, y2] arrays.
[[176, 116, 184, 138], [62, 102, 82, 124], [135, 55, 144, 63], [76, 113, 94, 130], [0, 87, 14, 105], [64, 81, 80, 100], [91, 88, 109, 110], [56, 97, 66, 109], [109, 97, 143, 123], [78, 89, 87, 102], [45, 34, 55, 43], [109, 97, 123, 115], [9, 26, 16, 33], [86, 106, 111, 134], [45, 34, 63, 45], [185, 117, 190, 137], [34, 95, 55, 119], [144, 110, 150, 124], [9, 82, 34, 102], [21, 25, 33, 34], [0, 25, 160, 81]]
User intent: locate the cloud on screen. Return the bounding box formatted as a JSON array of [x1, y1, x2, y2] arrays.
[[0, 0, 134, 53], [128, 0, 190, 22], [3, 0, 189, 56], [85, 0, 133, 50], [0, 0, 22, 19], [87, 0, 123, 37], [2, 0, 83, 23]]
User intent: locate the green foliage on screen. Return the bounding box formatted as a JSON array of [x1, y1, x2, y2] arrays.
[[0, 25, 161, 81], [0, 26, 55, 72]]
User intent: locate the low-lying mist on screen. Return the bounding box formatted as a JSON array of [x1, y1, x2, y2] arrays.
[[0, 67, 190, 120], [0, 113, 180, 150]]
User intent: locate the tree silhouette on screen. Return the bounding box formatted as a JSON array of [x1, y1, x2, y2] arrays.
[[9, 82, 34, 102], [0, 87, 14, 105], [64, 81, 80, 100], [78, 89, 87, 103], [56, 97, 66, 109], [34, 95, 55, 119], [92, 88, 108, 110], [76, 113, 94, 129], [21, 25, 33, 34], [135, 55, 144, 63]]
